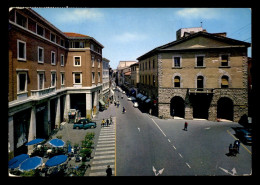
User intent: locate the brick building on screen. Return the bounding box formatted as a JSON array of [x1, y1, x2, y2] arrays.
[[137, 28, 250, 122], [8, 8, 104, 158]]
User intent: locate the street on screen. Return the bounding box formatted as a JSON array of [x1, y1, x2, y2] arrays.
[[113, 89, 252, 176]]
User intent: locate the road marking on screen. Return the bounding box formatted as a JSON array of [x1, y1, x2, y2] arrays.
[[97, 140, 115, 144], [168, 139, 171, 143], [178, 153, 183, 158], [172, 145, 176, 150], [95, 150, 115, 155], [138, 127, 140, 132], [98, 138, 115, 141], [89, 171, 107, 176], [91, 165, 115, 171], [219, 167, 237, 176], [226, 130, 252, 155], [152, 166, 164, 176], [150, 117, 167, 137], [96, 147, 115, 151], [96, 143, 115, 147], [93, 154, 115, 159], [186, 163, 191, 168], [92, 159, 115, 164]]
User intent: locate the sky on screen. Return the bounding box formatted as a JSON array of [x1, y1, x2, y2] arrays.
[[32, 8, 251, 69]]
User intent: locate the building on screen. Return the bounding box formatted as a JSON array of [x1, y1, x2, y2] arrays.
[[137, 28, 250, 122], [8, 8, 104, 158], [129, 62, 139, 96], [116, 61, 137, 86], [102, 58, 110, 106]]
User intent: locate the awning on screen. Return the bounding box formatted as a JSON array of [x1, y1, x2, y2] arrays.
[[141, 96, 147, 101], [145, 99, 151, 103], [99, 99, 105, 106]]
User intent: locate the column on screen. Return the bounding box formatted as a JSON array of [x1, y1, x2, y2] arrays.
[[46, 100, 51, 136], [185, 105, 193, 120], [64, 93, 70, 121], [86, 93, 92, 119], [93, 91, 98, 116], [208, 105, 217, 121], [8, 116, 14, 159], [28, 106, 36, 153], [55, 96, 60, 128]]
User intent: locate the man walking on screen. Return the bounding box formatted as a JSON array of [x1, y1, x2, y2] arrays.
[[184, 121, 188, 131], [106, 165, 112, 176]]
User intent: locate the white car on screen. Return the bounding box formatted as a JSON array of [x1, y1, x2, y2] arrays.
[[127, 97, 136, 101], [133, 102, 139, 108]]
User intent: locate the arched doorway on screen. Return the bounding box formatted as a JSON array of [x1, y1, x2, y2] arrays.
[[170, 96, 185, 118], [217, 97, 233, 121]]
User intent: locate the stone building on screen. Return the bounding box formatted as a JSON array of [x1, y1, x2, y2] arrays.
[[137, 28, 250, 122], [8, 8, 104, 158]]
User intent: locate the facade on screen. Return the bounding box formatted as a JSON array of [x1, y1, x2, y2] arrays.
[[8, 8, 104, 158], [137, 28, 250, 122], [130, 62, 140, 88], [102, 58, 110, 105], [116, 61, 137, 86]]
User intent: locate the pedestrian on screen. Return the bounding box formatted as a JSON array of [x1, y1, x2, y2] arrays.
[[106, 118, 109, 127], [229, 143, 233, 155], [101, 119, 105, 127], [122, 107, 126, 114], [110, 116, 113, 125], [106, 165, 112, 176], [184, 121, 188, 131]]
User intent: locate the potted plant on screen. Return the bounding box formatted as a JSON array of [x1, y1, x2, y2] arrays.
[[80, 148, 92, 162]]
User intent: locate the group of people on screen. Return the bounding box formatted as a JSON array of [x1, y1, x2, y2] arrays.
[[101, 117, 113, 127]]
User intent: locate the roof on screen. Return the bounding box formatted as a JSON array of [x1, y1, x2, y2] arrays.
[[63, 32, 89, 38], [137, 31, 251, 60]]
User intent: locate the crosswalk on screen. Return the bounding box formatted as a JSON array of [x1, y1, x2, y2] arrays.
[[89, 119, 116, 176]]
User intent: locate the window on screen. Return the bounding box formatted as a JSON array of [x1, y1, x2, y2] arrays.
[[38, 72, 44, 90], [36, 24, 44, 37], [221, 55, 229, 67], [60, 39, 64, 47], [98, 59, 100, 68], [92, 72, 95, 83], [74, 73, 81, 84], [51, 51, 56, 65], [174, 76, 181, 88], [38, 47, 44, 63], [51, 72, 56, 87], [79, 42, 85, 48], [98, 72, 101, 82], [173, 56, 181, 67], [221, 75, 229, 88], [16, 12, 27, 28], [153, 75, 155, 86], [196, 56, 204, 67], [92, 56, 95, 67], [74, 56, 81, 66], [197, 76, 204, 90], [17, 40, 26, 61], [149, 60, 151, 70], [17, 72, 27, 93], [61, 55, 64, 66], [153, 59, 155, 69], [50, 33, 56, 42], [61, 73, 65, 85]]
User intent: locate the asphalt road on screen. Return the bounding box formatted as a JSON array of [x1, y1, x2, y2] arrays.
[[114, 90, 252, 176]]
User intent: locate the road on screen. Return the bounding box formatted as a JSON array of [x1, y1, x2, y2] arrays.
[[114, 90, 252, 176]]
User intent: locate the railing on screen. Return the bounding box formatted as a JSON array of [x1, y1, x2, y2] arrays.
[[31, 87, 56, 98], [188, 88, 214, 95]]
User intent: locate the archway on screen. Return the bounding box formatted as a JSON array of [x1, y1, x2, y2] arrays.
[[217, 97, 233, 121], [170, 96, 185, 118]]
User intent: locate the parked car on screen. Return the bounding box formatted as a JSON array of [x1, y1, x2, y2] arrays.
[[127, 97, 136, 101], [73, 118, 96, 129], [133, 102, 139, 108], [236, 128, 252, 144]]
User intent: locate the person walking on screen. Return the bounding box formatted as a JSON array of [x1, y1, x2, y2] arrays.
[[110, 116, 113, 125], [184, 121, 188, 131], [101, 119, 105, 128], [122, 107, 126, 114], [106, 118, 109, 127], [234, 140, 240, 153], [106, 165, 112, 176]]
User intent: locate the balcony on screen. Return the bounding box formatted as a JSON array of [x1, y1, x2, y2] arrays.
[[31, 87, 56, 98], [188, 88, 214, 95]]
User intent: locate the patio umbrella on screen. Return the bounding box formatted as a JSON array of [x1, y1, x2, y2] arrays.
[[25, 138, 45, 146], [19, 156, 43, 171], [48, 139, 65, 147], [45, 155, 68, 167], [8, 154, 29, 169]]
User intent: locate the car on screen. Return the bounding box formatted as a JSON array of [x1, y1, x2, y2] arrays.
[[127, 96, 136, 101], [73, 118, 96, 129], [122, 91, 125, 94], [236, 128, 252, 144], [133, 102, 139, 108]]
